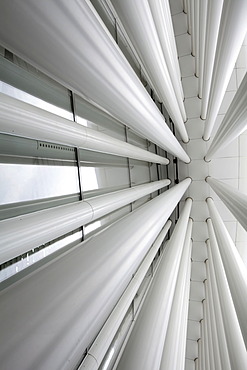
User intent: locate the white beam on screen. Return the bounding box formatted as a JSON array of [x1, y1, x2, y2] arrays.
[[206, 177, 247, 231], [204, 280, 215, 370], [0, 93, 170, 165], [116, 198, 193, 370], [0, 0, 190, 162], [200, 0, 224, 117], [205, 73, 247, 160], [207, 219, 247, 369], [0, 179, 170, 264], [206, 198, 247, 347], [111, 0, 188, 141], [0, 179, 191, 370], [206, 242, 231, 370], [203, 0, 247, 140], [160, 219, 193, 370], [80, 221, 172, 370], [198, 0, 208, 99]]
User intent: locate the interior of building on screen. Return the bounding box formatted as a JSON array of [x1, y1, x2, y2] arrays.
[[0, 0, 247, 369]]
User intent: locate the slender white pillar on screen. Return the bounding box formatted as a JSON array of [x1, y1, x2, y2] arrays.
[[183, 0, 188, 14], [0, 1, 190, 162], [202, 300, 210, 370], [206, 73, 247, 160], [0, 179, 170, 264], [204, 280, 215, 370], [203, 0, 247, 140], [200, 320, 206, 370], [160, 220, 193, 370], [198, 0, 208, 99], [206, 240, 231, 370], [207, 219, 247, 369], [195, 358, 198, 370], [116, 198, 193, 370], [198, 338, 203, 370], [205, 260, 222, 370], [200, 0, 224, 118], [112, 0, 188, 142], [187, 0, 192, 35], [190, 0, 195, 56], [207, 198, 247, 346], [148, 0, 186, 119], [0, 179, 191, 370], [194, 0, 200, 77], [206, 177, 247, 230], [0, 93, 169, 165], [81, 221, 172, 370]]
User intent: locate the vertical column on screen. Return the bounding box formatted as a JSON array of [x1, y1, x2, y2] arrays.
[[207, 197, 247, 346], [205, 73, 247, 160], [206, 240, 231, 370], [204, 279, 215, 370], [202, 300, 210, 370], [198, 0, 208, 99], [116, 198, 193, 370], [207, 219, 247, 369], [203, 0, 247, 140]]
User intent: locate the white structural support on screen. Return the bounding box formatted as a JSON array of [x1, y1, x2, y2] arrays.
[[200, 0, 224, 118], [160, 219, 193, 370], [200, 320, 206, 370], [116, 198, 193, 370], [198, 0, 208, 99], [0, 1, 190, 162], [207, 197, 247, 346], [198, 338, 203, 370], [0, 179, 191, 370], [111, 0, 188, 141], [205, 260, 222, 370], [194, 0, 200, 77], [190, 0, 195, 57], [202, 300, 210, 370], [207, 219, 247, 369], [0, 179, 170, 264], [204, 280, 215, 370], [206, 177, 247, 231], [206, 242, 231, 370], [205, 73, 247, 160], [203, 0, 247, 140], [80, 220, 172, 370], [0, 93, 169, 166]]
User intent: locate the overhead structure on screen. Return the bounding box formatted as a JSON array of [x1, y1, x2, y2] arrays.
[[205, 73, 247, 160], [117, 198, 192, 370], [0, 0, 190, 162], [206, 177, 247, 231], [111, 0, 188, 142], [206, 198, 247, 347], [206, 220, 247, 369], [203, 0, 247, 140]]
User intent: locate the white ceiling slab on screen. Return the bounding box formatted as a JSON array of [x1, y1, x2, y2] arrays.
[[188, 300, 203, 321], [209, 157, 239, 179], [187, 319, 200, 341], [192, 242, 208, 262], [184, 96, 201, 118], [191, 221, 208, 242], [185, 358, 196, 370], [188, 180, 210, 201], [186, 339, 198, 360], [188, 160, 209, 181], [179, 55, 195, 77], [185, 118, 204, 139], [172, 12, 188, 36], [182, 75, 198, 99], [190, 281, 205, 301], [176, 33, 192, 57], [191, 261, 207, 282]]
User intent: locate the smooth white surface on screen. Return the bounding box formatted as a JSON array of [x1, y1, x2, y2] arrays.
[[0, 179, 170, 264], [0, 179, 191, 370], [117, 198, 192, 370], [0, 93, 169, 165], [207, 198, 247, 347], [0, 0, 189, 162], [207, 220, 247, 369]]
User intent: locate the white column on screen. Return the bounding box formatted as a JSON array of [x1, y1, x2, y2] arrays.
[[206, 240, 231, 370], [190, 0, 195, 56], [160, 220, 193, 370], [198, 0, 208, 99], [116, 198, 193, 370], [202, 300, 210, 370], [0, 179, 170, 264], [207, 219, 247, 369], [207, 197, 247, 346], [194, 0, 200, 77], [205, 260, 222, 370], [0, 1, 190, 162], [0, 93, 169, 165], [200, 0, 224, 118], [205, 73, 247, 160], [206, 177, 247, 231], [203, 0, 247, 140], [112, 0, 188, 142], [204, 280, 215, 370], [81, 221, 172, 370], [195, 358, 199, 370], [198, 338, 203, 370], [0, 179, 191, 370], [200, 320, 206, 370]]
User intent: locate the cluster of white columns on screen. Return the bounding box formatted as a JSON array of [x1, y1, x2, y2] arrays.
[[0, 0, 190, 162], [0, 179, 191, 370], [116, 198, 192, 370], [110, 0, 188, 142]]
